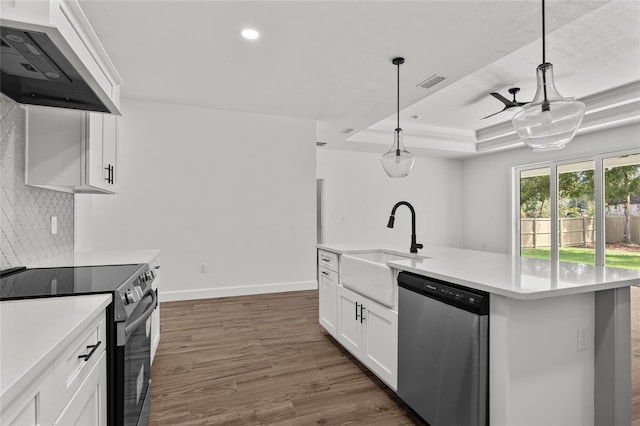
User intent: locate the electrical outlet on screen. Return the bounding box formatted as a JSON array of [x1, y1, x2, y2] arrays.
[[577, 325, 589, 351], [51, 216, 57, 235], [200, 263, 207, 273]]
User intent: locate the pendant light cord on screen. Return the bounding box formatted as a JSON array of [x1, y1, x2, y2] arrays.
[[396, 59, 401, 152], [541, 0, 546, 64], [541, 0, 550, 110], [396, 61, 400, 132]]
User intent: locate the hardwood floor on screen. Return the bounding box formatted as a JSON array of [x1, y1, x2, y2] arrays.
[[632, 286, 640, 425], [149, 291, 424, 426]]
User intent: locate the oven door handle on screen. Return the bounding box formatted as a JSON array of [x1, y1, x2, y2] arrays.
[[124, 287, 157, 337]]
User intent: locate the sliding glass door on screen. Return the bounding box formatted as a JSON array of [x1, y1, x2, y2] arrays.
[[516, 150, 639, 270]]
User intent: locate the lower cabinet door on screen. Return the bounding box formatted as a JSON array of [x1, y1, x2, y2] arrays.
[[0, 365, 55, 426], [319, 267, 338, 337], [337, 286, 364, 356], [54, 351, 107, 426], [362, 299, 398, 390]]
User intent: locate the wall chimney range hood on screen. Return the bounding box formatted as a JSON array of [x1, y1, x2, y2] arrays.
[[0, 0, 122, 114]]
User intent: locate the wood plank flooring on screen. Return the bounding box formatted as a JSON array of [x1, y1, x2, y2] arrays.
[[149, 290, 424, 426], [151, 287, 640, 425]]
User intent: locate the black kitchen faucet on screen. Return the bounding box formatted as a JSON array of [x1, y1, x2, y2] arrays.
[[387, 201, 423, 253]]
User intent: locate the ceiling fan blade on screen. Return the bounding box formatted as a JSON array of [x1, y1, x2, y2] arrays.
[[482, 110, 505, 120], [489, 92, 515, 107]]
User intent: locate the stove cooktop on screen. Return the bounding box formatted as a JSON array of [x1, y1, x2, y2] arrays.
[[0, 264, 144, 301]]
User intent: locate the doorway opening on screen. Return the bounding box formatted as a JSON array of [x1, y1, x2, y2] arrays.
[[317, 179, 325, 244]]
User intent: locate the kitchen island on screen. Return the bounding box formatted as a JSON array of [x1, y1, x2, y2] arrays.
[[318, 243, 640, 426]]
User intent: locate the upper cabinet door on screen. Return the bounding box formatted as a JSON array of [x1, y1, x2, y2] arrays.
[[102, 114, 119, 192], [26, 106, 119, 194], [85, 112, 118, 193]]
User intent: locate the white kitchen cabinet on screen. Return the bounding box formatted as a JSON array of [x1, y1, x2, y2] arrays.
[[53, 312, 106, 414], [318, 250, 339, 338], [319, 266, 338, 338], [26, 105, 119, 194], [0, 303, 108, 426], [0, 365, 56, 426], [337, 285, 365, 355], [337, 285, 398, 390], [54, 352, 107, 426], [360, 295, 397, 389]]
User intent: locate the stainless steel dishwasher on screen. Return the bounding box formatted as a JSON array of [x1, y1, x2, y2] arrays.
[[397, 271, 489, 426]]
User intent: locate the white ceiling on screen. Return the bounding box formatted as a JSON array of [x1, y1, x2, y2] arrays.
[[79, 0, 640, 159]]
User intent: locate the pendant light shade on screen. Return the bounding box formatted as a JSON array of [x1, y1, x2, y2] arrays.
[[381, 128, 415, 178], [512, 0, 585, 152], [381, 57, 415, 178]]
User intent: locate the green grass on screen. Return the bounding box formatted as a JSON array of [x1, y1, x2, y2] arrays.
[[521, 247, 640, 270]]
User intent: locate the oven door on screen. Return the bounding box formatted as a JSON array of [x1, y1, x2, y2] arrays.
[[115, 286, 157, 426]]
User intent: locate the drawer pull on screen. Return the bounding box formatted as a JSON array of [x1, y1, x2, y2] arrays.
[[321, 271, 329, 276], [78, 341, 102, 362], [321, 257, 331, 262]]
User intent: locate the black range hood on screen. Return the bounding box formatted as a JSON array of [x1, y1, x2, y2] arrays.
[[0, 26, 112, 113]]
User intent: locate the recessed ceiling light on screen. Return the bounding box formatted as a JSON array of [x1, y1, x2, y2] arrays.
[[241, 28, 260, 40]]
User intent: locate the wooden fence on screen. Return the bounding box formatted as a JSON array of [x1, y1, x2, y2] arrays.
[[521, 216, 640, 248]]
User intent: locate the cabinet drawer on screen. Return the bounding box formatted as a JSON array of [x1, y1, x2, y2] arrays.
[[318, 250, 339, 272], [53, 314, 106, 414]]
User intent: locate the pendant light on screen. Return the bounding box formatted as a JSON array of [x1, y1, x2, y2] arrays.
[[381, 57, 415, 178], [512, 0, 585, 152]]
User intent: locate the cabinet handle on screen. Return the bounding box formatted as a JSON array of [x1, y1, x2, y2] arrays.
[[360, 305, 365, 323], [355, 302, 360, 320], [321, 257, 331, 262], [78, 341, 102, 362], [104, 165, 114, 184], [321, 271, 329, 276], [154, 265, 161, 270]]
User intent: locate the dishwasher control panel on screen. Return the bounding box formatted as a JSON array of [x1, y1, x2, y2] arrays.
[[399, 271, 489, 315], [422, 282, 485, 307]]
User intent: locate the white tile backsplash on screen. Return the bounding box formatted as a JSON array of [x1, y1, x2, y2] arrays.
[[0, 95, 74, 268]]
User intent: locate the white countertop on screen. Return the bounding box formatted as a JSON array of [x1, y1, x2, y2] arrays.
[[28, 249, 161, 268], [318, 243, 640, 300], [0, 294, 111, 406]]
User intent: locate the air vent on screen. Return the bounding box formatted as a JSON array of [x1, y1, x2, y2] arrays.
[[417, 75, 445, 90], [341, 128, 355, 134], [316, 141, 327, 147]]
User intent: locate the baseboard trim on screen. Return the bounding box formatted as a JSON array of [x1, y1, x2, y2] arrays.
[[159, 280, 318, 302]]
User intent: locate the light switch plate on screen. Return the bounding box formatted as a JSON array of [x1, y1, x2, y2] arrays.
[[51, 216, 57, 235]]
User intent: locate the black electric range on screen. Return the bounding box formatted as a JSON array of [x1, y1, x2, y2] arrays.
[[0, 264, 144, 300], [0, 264, 157, 426]]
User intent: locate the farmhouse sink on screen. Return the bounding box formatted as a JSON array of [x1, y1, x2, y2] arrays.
[[340, 250, 425, 308]]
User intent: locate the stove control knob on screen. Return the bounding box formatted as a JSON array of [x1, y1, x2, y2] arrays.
[[145, 271, 153, 281], [139, 274, 147, 283], [125, 290, 136, 305], [149, 270, 156, 280]]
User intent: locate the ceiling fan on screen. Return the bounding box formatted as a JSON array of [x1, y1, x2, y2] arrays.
[[482, 87, 528, 119]]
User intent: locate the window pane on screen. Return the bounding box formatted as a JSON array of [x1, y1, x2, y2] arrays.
[[557, 161, 595, 265], [604, 154, 640, 270], [520, 167, 551, 259]]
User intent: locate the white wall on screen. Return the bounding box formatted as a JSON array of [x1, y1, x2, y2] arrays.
[[317, 149, 464, 249], [462, 123, 640, 254], [76, 99, 317, 300]]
